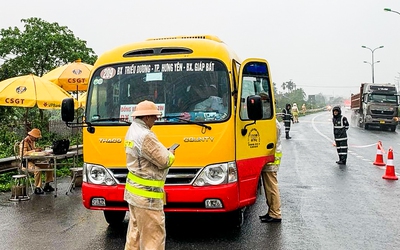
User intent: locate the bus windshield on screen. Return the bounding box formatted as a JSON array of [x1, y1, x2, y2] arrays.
[[86, 59, 230, 124]]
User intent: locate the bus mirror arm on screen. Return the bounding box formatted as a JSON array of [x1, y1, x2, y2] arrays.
[[64, 115, 89, 129], [241, 121, 256, 136], [65, 121, 87, 128], [64, 121, 95, 133]]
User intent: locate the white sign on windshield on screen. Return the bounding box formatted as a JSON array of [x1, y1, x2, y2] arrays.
[[120, 104, 166, 122], [146, 72, 163, 81]]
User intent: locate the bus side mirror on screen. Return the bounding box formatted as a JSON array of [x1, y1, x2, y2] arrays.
[[247, 95, 263, 120], [241, 95, 263, 136], [61, 98, 75, 122]]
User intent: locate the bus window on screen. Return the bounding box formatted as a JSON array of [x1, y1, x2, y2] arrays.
[[240, 76, 272, 120], [86, 59, 231, 123]]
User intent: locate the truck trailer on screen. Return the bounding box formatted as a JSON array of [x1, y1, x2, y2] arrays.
[[350, 83, 399, 131]]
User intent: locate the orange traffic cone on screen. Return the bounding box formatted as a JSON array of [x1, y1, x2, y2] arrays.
[[373, 141, 386, 166], [382, 147, 398, 180]]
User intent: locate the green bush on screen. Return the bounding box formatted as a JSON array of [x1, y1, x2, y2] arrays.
[[0, 172, 17, 192]]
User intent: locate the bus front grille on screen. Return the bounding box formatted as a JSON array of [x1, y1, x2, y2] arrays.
[[109, 167, 201, 185]]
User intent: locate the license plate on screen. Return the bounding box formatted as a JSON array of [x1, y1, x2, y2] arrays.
[[380, 120, 385, 124], [91, 198, 106, 206]]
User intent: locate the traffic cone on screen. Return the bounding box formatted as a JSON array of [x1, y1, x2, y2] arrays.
[[373, 141, 386, 166], [382, 147, 398, 180]]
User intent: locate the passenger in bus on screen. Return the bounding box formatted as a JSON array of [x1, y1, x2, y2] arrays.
[[192, 84, 226, 113], [259, 91, 271, 118]]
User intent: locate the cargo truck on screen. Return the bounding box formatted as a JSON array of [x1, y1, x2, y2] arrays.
[[350, 83, 399, 131]]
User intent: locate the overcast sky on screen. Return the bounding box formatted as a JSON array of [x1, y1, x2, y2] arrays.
[[2, 0, 400, 99]]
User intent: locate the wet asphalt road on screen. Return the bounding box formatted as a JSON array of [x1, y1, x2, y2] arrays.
[[1, 109, 400, 250]]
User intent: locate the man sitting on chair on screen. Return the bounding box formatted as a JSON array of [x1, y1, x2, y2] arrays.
[[20, 128, 54, 195]]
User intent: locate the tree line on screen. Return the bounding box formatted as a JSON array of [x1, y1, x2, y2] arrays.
[[0, 17, 97, 158]]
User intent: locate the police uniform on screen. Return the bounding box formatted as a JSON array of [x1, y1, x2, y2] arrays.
[[260, 119, 282, 223], [282, 103, 293, 139], [124, 101, 175, 250], [20, 128, 54, 194], [332, 106, 349, 165]]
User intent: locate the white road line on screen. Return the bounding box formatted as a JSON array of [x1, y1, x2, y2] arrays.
[[311, 113, 399, 175], [311, 113, 377, 149]]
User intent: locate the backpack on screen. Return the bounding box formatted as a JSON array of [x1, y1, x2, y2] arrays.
[[52, 139, 70, 155]]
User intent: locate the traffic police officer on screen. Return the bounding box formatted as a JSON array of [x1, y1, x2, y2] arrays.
[[282, 103, 294, 139], [332, 106, 349, 165], [124, 100, 176, 250]]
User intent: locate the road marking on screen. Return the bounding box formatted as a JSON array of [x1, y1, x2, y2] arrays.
[[311, 113, 377, 149]]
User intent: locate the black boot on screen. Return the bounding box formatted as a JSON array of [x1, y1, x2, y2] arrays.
[[43, 183, 55, 192], [260, 216, 282, 223], [286, 132, 291, 139], [34, 187, 44, 195]]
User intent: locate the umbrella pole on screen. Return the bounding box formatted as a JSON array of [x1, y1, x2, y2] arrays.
[[24, 108, 28, 134], [75, 86, 79, 163]]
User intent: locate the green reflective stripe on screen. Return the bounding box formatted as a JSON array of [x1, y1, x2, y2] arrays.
[[271, 151, 282, 165], [168, 153, 175, 167], [125, 182, 164, 199], [127, 172, 164, 188]]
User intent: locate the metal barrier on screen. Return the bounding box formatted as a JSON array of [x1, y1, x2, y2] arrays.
[[0, 145, 83, 173]]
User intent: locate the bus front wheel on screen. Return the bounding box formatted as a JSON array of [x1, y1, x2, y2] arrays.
[[104, 211, 126, 226]]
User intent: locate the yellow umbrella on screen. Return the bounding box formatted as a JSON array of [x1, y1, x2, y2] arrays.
[[42, 59, 93, 91], [0, 74, 75, 109]]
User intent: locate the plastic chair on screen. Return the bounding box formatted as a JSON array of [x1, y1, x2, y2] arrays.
[[9, 174, 30, 201], [14, 141, 33, 193]]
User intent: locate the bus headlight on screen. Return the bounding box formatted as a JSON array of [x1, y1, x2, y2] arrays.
[[85, 164, 116, 185], [193, 162, 237, 186]]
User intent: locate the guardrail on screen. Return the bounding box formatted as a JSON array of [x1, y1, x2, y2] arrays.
[[0, 145, 83, 173]]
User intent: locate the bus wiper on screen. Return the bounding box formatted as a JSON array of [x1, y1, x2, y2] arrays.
[[162, 115, 211, 130], [91, 117, 131, 125]]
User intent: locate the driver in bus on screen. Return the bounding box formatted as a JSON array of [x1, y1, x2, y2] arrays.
[[192, 84, 226, 113]]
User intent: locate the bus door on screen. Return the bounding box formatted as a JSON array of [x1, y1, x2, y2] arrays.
[[235, 59, 276, 206]]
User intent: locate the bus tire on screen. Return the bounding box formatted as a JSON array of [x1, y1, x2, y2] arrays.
[[226, 208, 245, 228], [104, 211, 126, 226]]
